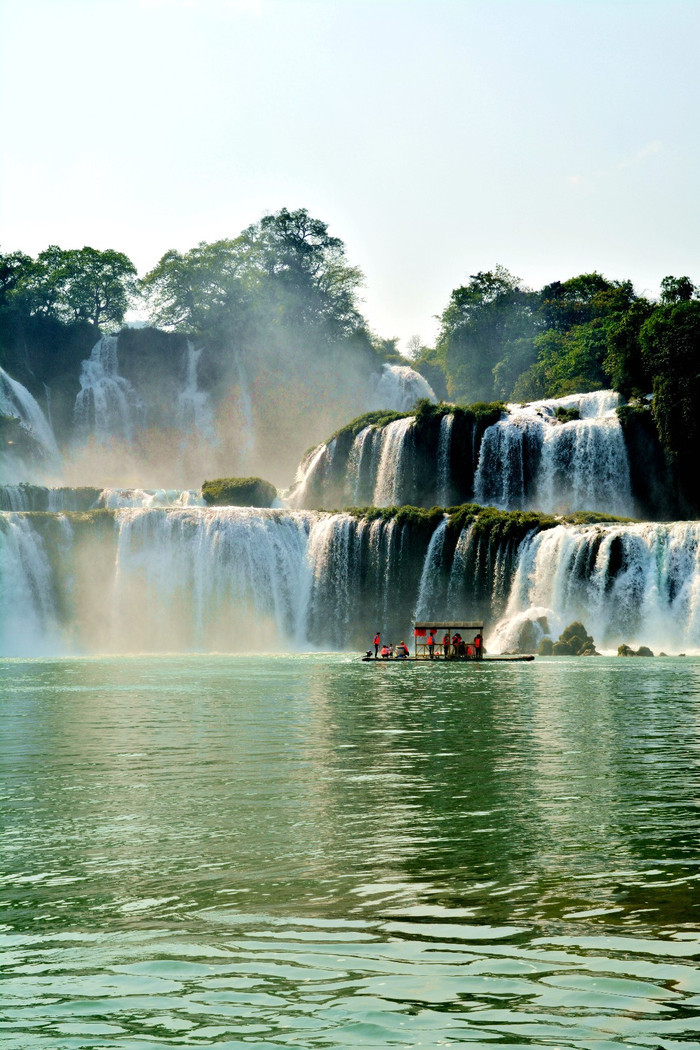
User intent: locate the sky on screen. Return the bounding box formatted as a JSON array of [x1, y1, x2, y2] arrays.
[[1, 0, 699, 350]]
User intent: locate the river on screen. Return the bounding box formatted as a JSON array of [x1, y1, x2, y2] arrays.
[[2, 654, 699, 1048]]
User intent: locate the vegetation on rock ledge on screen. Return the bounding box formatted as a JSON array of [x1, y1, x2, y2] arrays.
[[202, 477, 278, 507]]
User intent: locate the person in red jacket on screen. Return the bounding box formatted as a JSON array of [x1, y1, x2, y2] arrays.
[[473, 632, 483, 660], [427, 630, 436, 659], [373, 632, 381, 658], [442, 632, 450, 658]]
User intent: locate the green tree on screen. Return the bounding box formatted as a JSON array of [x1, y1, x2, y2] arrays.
[[514, 274, 636, 399], [640, 298, 700, 474], [8, 245, 137, 327], [142, 208, 367, 346], [603, 297, 655, 397], [435, 266, 539, 402], [660, 275, 697, 304]]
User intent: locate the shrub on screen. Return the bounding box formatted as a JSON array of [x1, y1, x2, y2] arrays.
[[202, 477, 277, 507]]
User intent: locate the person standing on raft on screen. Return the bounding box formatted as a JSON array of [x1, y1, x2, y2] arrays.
[[474, 632, 483, 660], [427, 630, 436, 659], [442, 632, 450, 659], [373, 632, 381, 658]]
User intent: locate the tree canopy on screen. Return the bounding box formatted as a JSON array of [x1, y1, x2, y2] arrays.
[[0, 245, 137, 328]]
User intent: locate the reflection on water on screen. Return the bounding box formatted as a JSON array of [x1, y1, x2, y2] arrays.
[[2, 655, 700, 1047]]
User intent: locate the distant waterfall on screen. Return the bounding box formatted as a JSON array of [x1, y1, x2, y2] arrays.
[[73, 335, 143, 444], [0, 367, 60, 482], [474, 391, 634, 516], [177, 341, 215, 443], [371, 363, 436, 411]]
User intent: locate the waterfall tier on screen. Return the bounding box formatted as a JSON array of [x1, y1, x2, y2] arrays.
[[3, 505, 699, 657], [1, 366, 61, 483], [288, 392, 646, 517]]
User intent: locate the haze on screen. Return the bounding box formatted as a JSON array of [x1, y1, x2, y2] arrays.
[[1, 0, 698, 349]]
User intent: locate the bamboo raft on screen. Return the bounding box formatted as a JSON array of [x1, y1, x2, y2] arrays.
[[362, 620, 535, 663]]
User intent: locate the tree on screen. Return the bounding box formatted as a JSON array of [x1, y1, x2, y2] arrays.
[[603, 298, 655, 397], [513, 274, 638, 399], [435, 266, 539, 402], [639, 298, 700, 481], [62, 247, 138, 328], [660, 275, 697, 304], [7, 245, 137, 328], [142, 208, 369, 349]]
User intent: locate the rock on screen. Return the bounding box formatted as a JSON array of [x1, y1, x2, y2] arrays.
[[635, 646, 654, 658], [618, 644, 635, 656], [552, 640, 574, 656], [538, 637, 554, 656]]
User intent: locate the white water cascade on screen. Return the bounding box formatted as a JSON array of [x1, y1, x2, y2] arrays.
[[0, 366, 61, 482], [3, 506, 700, 657], [436, 413, 455, 506], [474, 390, 634, 516], [489, 520, 700, 654], [370, 363, 436, 411], [73, 335, 143, 444], [177, 341, 216, 444], [371, 417, 415, 506]]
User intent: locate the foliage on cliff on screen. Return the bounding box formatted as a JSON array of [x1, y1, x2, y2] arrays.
[[202, 477, 278, 507]]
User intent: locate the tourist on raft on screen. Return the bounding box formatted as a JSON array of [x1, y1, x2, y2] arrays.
[[442, 632, 450, 658], [395, 641, 410, 659], [473, 633, 483, 660], [427, 630, 436, 659], [379, 643, 392, 659], [373, 631, 381, 658]]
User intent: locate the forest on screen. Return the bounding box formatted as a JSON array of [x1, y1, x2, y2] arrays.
[[2, 207, 699, 488]]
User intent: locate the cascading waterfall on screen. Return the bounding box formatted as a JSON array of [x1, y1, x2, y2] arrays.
[[177, 341, 216, 443], [436, 413, 455, 506], [0, 366, 61, 482], [3, 505, 700, 656], [73, 335, 143, 444], [413, 518, 449, 621], [370, 363, 436, 411], [371, 417, 415, 506], [489, 520, 700, 654], [0, 513, 69, 655], [474, 391, 634, 516]]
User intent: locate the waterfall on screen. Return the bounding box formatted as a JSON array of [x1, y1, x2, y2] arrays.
[[177, 341, 215, 443], [0, 513, 67, 654], [413, 518, 448, 620], [490, 520, 700, 654], [370, 363, 436, 411], [347, 425, 375, 505], [95, 488, 205, 509], [5, 505, 700, 657], [372, 417, 415, 506], [474, 390, 634, 516], [287, 440, 337, 510], [73, 335, 143, 444], [111, 507, 314, 652], [0, 367, 60, 482], [436, 413, 455, 506]]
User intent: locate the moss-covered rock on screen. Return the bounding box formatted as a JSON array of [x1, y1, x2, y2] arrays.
[[538, 637, 554, 656], [202, 476, 277, 507], [617, 643, 654, 657]]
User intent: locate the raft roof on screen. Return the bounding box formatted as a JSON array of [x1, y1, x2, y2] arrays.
[[414, 621, 483, 631]]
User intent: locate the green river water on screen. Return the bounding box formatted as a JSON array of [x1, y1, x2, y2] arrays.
[[2, 654, 700, 1049]]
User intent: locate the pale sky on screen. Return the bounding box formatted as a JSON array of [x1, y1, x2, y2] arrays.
[[1, 0, 698, 349]]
